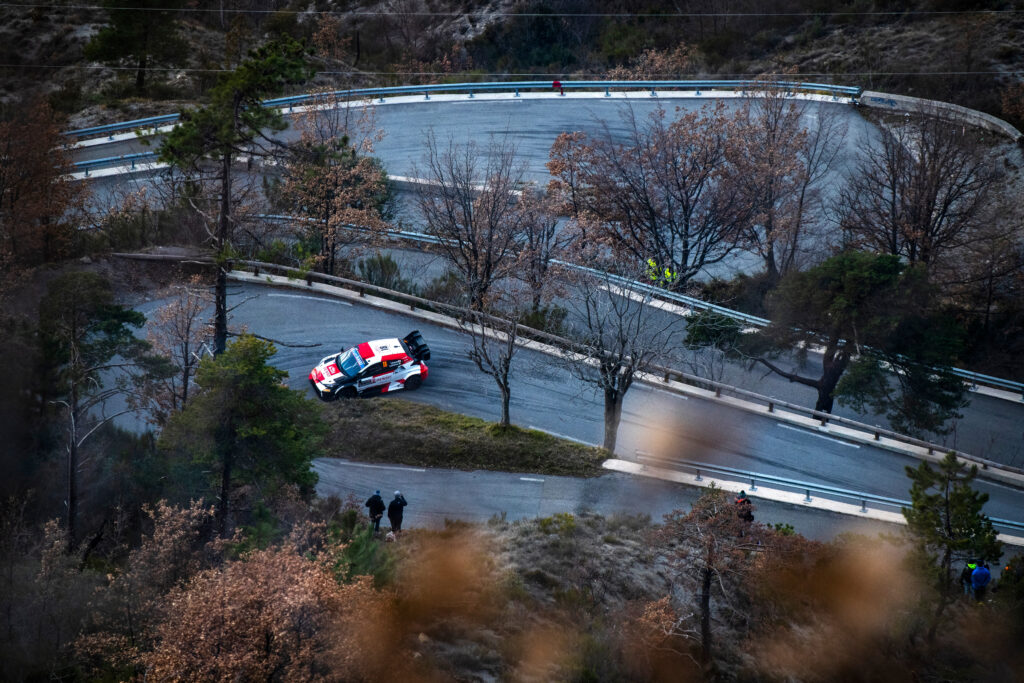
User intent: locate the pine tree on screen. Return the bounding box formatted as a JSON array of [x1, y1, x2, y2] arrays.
[[902, 451, 1002, 640], [159, 37, 311, 355], [83, 0, 187, 93], [158, 335, 325, 536]]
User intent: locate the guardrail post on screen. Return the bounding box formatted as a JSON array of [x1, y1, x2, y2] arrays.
[[804, 489, 812, 503], [649, 88, 657, 97], [820, 416, 828, 426], [84, 167, 90, 177], [605, 87, 610, 97], [253, 265, 259, 276], [861, 499, 868, 513], [514, 88, 520, 97], [874, 431, 880, 440], [695, 89, 701, 96], [715, 387, 721, 397], [767, 402, 774, 412], [468, 90, 474, 98], [306, 274, 313, 286], [695, 469, 702, 481], [131, 158, 136, 169], [749, 478, 757, 491], [424, 91, 429, 100]]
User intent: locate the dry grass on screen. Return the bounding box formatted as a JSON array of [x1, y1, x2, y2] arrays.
[[317, 397, 607, 476]]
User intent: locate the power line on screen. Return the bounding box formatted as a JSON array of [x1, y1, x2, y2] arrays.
[[2, 2, 1023, 17], [1, 64, 1021, 78]]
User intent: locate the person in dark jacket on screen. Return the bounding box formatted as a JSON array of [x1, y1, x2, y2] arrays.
[[388, 490, 408, 533], [735, 490, 754, 523], [961, 561, 978, 595], [365, 490, 386, 533], [971, 562, 992, 601]]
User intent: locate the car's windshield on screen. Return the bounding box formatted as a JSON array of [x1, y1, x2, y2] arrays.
[[336, 348, 367, 377]]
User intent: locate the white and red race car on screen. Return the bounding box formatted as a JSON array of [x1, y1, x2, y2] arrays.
[[309, 330, 430, 401]]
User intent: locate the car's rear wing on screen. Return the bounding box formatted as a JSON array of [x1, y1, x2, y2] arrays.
[[403, 330, 431, 361]]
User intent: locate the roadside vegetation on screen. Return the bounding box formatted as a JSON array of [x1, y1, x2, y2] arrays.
[[318, 397, 607, 477], [2, 3, 1024, 680]]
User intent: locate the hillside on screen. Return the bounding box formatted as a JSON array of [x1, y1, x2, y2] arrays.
[[2, 1, 1023, 130]]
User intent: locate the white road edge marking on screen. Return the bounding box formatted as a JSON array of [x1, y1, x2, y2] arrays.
[[777, 423, 860, 448], [520, 477, 545, 482], [332, 462, 426, 473], [527, 425, 598, 447], [268, 293, 352, 306]]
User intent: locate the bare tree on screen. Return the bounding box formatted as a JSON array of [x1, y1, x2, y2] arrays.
[[733, 78, 845, 281], [137, 275, 213, 425], [559, 263, 684, 452], [838, 111, 995, 268], [547, 104, 749, 289], [457, 290, 526, 428], [517, 186, 571, 314], [415, 133, 528, 310], [280, 115, 391, 275], [657, 486, 765, 669]]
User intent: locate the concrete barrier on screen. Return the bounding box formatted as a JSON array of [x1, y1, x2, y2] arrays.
[[860, 90, 1022, 142]]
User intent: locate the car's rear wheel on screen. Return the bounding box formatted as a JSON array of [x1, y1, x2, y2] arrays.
[[404, 375, 422, 391], [338, 386, 357, 399]]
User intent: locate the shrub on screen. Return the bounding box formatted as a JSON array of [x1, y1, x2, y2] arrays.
[[537, 512, 576, 537]]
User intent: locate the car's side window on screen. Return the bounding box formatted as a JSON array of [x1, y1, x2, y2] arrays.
[[361, 363, 384, 378]]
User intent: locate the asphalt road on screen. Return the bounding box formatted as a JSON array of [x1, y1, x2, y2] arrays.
[[313, 457, 901, 544], [180, 282, 1024, 525]]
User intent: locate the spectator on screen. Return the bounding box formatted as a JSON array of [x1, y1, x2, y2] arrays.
[[388, 490, 408, 534], [365, 490, 386, 534], [735, 490, 754, 523], [961, 561, 977, 595], [971, 562, 992, 602]]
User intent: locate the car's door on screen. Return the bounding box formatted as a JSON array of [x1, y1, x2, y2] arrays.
[[357, 362, 386, 390]]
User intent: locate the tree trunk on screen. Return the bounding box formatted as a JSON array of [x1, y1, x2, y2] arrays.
[[65, 404, 79, 554], [814, 346, 850, 413], [499, 381, 511, 427], [602, 387, 622, 453], [926, 547, 953, 642], [214, 152, 232, 356], [217, 444, 233, 538], [700, 564, 713, 667], [135, 24, 148, 92]]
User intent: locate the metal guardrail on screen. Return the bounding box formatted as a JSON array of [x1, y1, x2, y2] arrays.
[[64, 79, 862, 141], [65, 113, 181, 140], [250, 215, 1024, 399], [634, 453, 1024, 534], [109, 250, 1024, 484], [74, 151, 159, 175]]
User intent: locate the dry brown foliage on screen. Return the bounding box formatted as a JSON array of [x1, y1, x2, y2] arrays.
[[139, 275, 213, 425], [547, 103, 750, 288], [607, 44, 692, 80], [75, 501, 219, 676], [281, 90, 390, 275], [746, 536, 920, 681], [0, 98, 85, 273], [143, 544, 380, 681]]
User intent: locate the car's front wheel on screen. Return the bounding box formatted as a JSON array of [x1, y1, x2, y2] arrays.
[[338, 386, 357, 399], [404, 375, 422, 391]]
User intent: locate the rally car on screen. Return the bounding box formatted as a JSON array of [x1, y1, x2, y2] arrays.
[[309, 330, 430, 401]]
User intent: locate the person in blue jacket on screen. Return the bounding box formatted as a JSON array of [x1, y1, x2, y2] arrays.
[[971, 562, 992, 601]]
